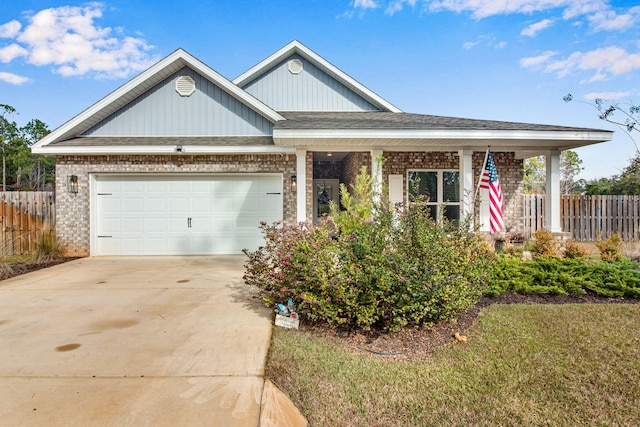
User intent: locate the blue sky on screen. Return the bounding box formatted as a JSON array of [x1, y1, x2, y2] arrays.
[[1, 0, 639, 180]]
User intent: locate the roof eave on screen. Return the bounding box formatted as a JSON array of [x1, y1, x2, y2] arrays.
[[272, 128, 613, 152], [31, 145, 296, 156]]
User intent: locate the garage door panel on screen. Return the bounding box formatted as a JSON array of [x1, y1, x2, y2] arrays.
[[98, 218, 121, 234], [146, 218, 167, 233], [95, 175, 282, 255], [99, 198, 121, 213], [123, 198, 144, 213]]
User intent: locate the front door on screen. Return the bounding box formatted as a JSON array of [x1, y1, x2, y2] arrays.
[[312, 179, 340, 224]]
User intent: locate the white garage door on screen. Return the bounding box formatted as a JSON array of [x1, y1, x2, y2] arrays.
[[93, 175, 283, 255]]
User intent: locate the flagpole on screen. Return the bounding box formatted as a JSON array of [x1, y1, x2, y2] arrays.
[[474, 148, 490, 201]]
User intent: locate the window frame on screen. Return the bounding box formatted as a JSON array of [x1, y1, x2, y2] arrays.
[[406, 169, 461, 223]]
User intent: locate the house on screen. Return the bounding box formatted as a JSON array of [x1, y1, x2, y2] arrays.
[[32, 41, 613, 256]]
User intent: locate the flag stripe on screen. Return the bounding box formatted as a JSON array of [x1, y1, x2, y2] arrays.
[[480, 151, 504, 233]]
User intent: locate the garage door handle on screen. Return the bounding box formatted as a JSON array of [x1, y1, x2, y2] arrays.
[[266, 192, 281, 195], [98, 235, 112, 238], [187, 217, 192, 228]]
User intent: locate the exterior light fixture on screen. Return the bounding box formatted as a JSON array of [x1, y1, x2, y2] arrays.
[[326, 152, 333, 157], [175, 145, 184, 153], [68, 175, 78, 193], [291, 175, 297, 191]]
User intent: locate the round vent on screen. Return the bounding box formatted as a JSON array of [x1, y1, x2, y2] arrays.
[[288, 59, 303, 75], [175, 76, 196, 97]]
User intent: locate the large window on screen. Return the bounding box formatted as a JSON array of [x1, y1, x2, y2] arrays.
[[408, 170, 460, 225]]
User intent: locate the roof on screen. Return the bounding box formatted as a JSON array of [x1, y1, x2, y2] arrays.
[[275, 111, 607, 132], [271, 111, 613, 158], [32, 48, 284, 154], [233, 40, 401, 113]]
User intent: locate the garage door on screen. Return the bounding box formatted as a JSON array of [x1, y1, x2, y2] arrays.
[[93, 175, 283, 255]]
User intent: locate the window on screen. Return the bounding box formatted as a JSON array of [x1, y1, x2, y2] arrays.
[[408, 170, 461, 225]]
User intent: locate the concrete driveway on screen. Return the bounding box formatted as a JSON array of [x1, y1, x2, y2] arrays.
[[0, 256, 285, 426]]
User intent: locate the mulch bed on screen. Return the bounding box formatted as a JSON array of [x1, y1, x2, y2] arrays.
[[0, 258, 80, 281], [297, 292, 640, 362]]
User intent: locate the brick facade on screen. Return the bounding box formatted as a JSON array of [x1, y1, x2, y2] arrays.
[[383, 151, 524, 232], [56, 154, 297, 256]]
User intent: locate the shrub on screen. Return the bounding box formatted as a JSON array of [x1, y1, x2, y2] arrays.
[[245, 167, 495, 331], [33, 226, 61, 262], [532, 228, 558, 257], [487, 254, 640, 298], [564, 240, 588, 259], [596, 233, 624, 263]]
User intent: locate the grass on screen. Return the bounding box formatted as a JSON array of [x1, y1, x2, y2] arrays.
[[267, 304, 640, 426]]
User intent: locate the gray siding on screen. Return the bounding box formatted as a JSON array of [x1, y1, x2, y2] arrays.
[[243, 55, 380, 112], [84, 67, 273, 136]]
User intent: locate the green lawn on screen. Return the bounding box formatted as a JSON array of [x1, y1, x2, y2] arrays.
[[267, 304, 640, 426]]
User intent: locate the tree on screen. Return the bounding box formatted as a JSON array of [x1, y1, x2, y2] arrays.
[[0, 104, 17, 191], [584, 154, 640, 195], [564, 94, 640, 195], [0, 106, 54, 191], [523, 150, 584, 195]]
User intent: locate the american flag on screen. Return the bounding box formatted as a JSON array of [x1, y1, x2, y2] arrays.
[[480, 151, 504, 233]]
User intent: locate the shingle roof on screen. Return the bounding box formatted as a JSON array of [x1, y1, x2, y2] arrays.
[[50, 136, 274, 146], [276, 111, 607, 132]]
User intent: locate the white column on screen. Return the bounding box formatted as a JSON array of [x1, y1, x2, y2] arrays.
[[296, 149, 306, 223], [545, 150, 562, 232], [371, 150, 383, 199], [459, 150, 474, 225]]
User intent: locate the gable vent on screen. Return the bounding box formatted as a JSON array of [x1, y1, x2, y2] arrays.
[[175, 76, 196, 97], [288, 59, 303, 75]]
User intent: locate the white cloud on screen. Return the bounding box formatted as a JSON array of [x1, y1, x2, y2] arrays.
[[0, 20, 21, 38], [385, 0, 417, 15], [588, 6, 640, 31], [463, 41, 479, 49], [520, 50, 558, 68], [584, 91, 630, 100], [495, 41, 507, 49], [521, 46, 640, 81], [428, 0, 573, 19], [0, 71, 30, 85], [353, 0, 379, 9], [0, 4, 157, 79], [521, 18, 554, 37], [0, 44, 28, 63]]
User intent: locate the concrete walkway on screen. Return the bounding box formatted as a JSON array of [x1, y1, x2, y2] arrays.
[[0, 256, 306, 426]]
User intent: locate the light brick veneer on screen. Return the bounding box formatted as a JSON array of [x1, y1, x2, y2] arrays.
[[56, 154, 297, 256], [383, 151, 524, 232]]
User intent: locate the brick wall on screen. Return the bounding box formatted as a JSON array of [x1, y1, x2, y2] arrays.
[[383, 151, 524, 232], [56, 154, 297, 256], [342, 152, 370, 189]]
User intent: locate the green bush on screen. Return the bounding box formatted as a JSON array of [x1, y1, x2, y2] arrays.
[[596, 233, 624, 263], [487, 255, 640, 298], [244, 167, 495, 331]]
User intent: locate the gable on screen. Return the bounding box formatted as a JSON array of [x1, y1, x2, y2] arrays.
[[241, 54, 380, 112], [83, 66, 273, 137]]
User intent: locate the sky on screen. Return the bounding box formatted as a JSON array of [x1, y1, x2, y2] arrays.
[[1, 0, 639, 180]]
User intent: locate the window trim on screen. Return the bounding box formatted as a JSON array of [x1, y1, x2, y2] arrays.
[[407, 169, 461, 222]]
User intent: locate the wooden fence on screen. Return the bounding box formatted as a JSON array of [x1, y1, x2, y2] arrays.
[[524, 194, 640, 241], [0, 192, 55, 256]]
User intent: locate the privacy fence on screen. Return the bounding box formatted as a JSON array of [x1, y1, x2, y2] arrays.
[[524, 194, 640, 241], [0, 191, 55, 256]]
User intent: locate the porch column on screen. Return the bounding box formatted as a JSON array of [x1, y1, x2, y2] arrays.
[[459, 150, 474, 225], [545, 150, 562, 232], [371, 149, 383, 198], [296, 149, 307, 223]]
